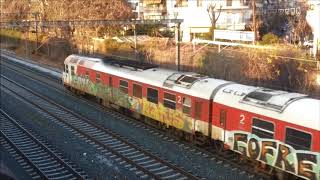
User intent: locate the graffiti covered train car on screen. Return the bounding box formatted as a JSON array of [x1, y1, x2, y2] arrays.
[[62, 54, 320, 180]]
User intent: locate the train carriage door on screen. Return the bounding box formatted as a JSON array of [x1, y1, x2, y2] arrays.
[[70, 65, 76, 84], [70, 65, 75, 76], [109, 76, 113, 98], [219, 109, 227, 141], [63, 64, 70, 84]]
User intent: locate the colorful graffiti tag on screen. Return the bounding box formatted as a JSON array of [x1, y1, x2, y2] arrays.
[[230, 131, 320, 180], [69, 75, 195, 134]]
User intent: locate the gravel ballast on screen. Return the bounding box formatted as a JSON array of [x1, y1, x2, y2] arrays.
[[1, 88, 140, 179], [1, 57, 258, 179]]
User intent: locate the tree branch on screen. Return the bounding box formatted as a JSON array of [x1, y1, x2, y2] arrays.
[[215, 5, 222, 22]]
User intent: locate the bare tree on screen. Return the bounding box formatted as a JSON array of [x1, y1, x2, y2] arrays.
[[207, 3, 222, 41], [1, 0, 31, 21], [286, 3, 312, 45], [248, 13, 263, 40]]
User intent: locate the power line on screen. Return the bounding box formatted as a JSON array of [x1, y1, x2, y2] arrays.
[[0, 19, 183, 28]]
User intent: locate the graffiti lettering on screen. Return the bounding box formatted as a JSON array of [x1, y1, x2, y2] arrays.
[[297, 153, 317, 180], [248, 138, 260, 160], [275, 144, 295, 173], [233, 133, 248, 154], [230, 131, 320, 180], [260, 141, 277, 164]]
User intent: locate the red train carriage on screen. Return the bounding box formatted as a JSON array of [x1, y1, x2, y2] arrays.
[[212, 84, 320, 179], [62, 54, 320, 180], [63, 55, 229, 140]]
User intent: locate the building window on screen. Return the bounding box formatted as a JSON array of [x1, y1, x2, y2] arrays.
[[197, 0, 202, 7], [285, 128, 311, 151], [182, 97, 191, 115], [194, 101, 202, 119], [70, 66, 75, 76], [252, 118, 274, 139], [227, 0, 232, 6], [164, 92, 176, 110], [133, 84, 142, 98], [119, 80, 128, 94], [96, 73, 101, 83], [147, 88, 158, 104], [85, 70, 89, 79], [175, 0, 188, 7]]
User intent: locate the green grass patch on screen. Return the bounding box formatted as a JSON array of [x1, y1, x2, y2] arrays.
[[0, 29, 23, 39]]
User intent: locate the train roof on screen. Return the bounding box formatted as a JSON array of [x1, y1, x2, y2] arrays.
[[214, 84, 320, 131], [65, 54, 230, 99]]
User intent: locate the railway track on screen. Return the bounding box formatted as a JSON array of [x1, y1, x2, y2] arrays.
[[0, 75, 200, 180], [0, 110, 88, 180], [1, 53, 271, 179]]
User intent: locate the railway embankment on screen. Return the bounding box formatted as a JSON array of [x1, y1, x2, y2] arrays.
[[1, 30, 319, 98]]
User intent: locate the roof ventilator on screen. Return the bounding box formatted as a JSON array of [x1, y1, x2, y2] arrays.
[[240, 88, 307, 112], [163, 73, 207, 89], [102, 57, 158, 71]]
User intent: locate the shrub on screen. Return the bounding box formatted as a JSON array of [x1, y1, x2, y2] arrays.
[[0, 29, 23, 39], [104, 39, 120, 52], [261, 33, 279, 45]]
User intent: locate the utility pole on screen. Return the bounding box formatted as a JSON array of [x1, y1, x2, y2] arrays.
[[33, 12, 39, 53], [252, 0, 256, 44], [175, 23, 181, 71], [133, 24, 138, 62], [24, 31, 29, 58]]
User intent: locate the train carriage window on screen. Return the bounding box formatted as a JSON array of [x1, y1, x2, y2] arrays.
[[133, 84, 142, 98], [285, 128, 311, 151], [164, 92, 176, 110], [85, 70, 89, 79], [194, 101, 202, 119], [252, 118, 274, 139], [119, 80, 128, 94], [147, 88, 158, 104], [64, 64, 68, 73], [182, 97, 191, 115], [70, 66, 75, 75], [96, 73, 101, 83]]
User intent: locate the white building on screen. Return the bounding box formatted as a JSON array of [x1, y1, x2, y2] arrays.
[[127, 0, 167, 20], [127, 0, 256, 42], [306, 0, 320, 57], [127, 0, 314, 43], [167, 0, 256, 42]]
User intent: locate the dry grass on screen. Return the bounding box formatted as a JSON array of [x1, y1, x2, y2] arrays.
[[1, 32, 319, 97]]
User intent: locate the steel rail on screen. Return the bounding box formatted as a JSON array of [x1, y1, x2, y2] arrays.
[[1, 53, 272, 179], [1, 55, 272, 179], [0, 110, 88, 180], [0, 75, 200, 180]]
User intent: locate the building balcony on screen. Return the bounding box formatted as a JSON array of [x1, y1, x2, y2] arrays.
[[142, 5, 167, 14]]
